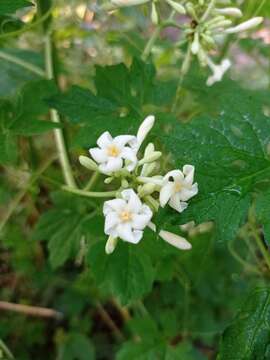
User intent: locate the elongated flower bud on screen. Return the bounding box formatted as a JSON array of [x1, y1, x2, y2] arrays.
[[79, 156, 98, 171], [111, 0, 150, 7], [151, 2, 159, 24], [159, 230, 192, 250], [138, 183, 156, 197], [137, 115, 155, 148], [138, 151, 162, 165], [105, 236, 118, 254], [225, 17, 263, 34], [166, 0, 186, 14], [215, 7, 243, 18], [191, 32, 200, 55]]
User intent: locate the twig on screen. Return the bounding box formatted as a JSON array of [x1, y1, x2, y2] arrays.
[[96, 302, 124, 341], [0, 301, 63, 320], [44, 33, 77, 189], [0, 50, 45, 77], [0, 155, 57, 234]]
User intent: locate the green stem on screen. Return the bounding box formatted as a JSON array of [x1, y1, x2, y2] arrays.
[[0, 155, 57, 234], [44, 33, 77, 189], [251, 225, 270, 272], [200, 0, 216, 22], [0, 50, 45, 77], [62, 186, 119, 198], [84, 171, 100, 191], [0, 5, 53, 40], [141, 26, 162, 62]]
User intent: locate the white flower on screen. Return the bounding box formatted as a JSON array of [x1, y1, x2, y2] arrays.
[[206, 58, 231, 86], [103, 189, 153, 244], [111, 0, 150, 7], [159, 165, 198, 213], [89, 131, 138, 175], [215, 7, 243, 18]]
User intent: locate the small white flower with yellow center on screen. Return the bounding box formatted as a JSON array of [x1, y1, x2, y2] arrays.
[[159, 165, 198, 213], [89, 132, 137, 175], [103, 189, 153, 248]]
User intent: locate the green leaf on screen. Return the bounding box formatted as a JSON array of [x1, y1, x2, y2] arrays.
[[88, 241, 155, 304], [57, 333, 95, 360], [0, 0, 33, 15], [218, 287, 270, 360], [34, 192, 102, 269], [160, 80, 270, 242]]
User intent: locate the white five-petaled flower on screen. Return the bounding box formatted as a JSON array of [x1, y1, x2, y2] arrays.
[[89, 132, 138, 175], [103, 189, 153, 244], [160, 165, 198, 213]]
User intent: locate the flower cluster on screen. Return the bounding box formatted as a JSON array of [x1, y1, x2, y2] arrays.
[[80, 116, 198, 254], [106, 0, 263, 86]]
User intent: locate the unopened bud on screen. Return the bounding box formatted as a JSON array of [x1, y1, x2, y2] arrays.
[[166, 0, 186, 14], [141, 162, 156, 176], [225, 17, 263, 34], [215, 7, 243, 18], [144, 142, 155, 157], [105, 236, 118, 254], [151, 2, 159, 24], [139, 151, 162, 166], [111, 0, 150, 7], [191, 32, 200, 54], [137, 115, 155, 148], [159, 230, 192, 250], [138, 183, 156, 197], [79, 156, 98, 171], [104, 177, 113, 184]]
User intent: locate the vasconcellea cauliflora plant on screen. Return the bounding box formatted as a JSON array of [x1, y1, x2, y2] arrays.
[[79, 116, 198, 254], [1, 0, 270, 357]]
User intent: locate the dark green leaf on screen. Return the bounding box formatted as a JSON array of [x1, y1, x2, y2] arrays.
[[218, 287, 270, 360], [57, 333, 95, 360], [0, 0, 33, 15]]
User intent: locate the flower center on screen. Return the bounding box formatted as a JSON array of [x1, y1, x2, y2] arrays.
[[120, 210, 133, 222], [107, 144, 120, 157], [174, 182, 183, 193]]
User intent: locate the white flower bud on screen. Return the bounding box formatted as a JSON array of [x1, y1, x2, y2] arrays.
[[141, 162, 156, 176], [138, 183, 156, 197], [215, 7, 243, 18], [208, 19, 232, 30], [137, 115, 155, 148], [225, 17, 263, 34], [79, 155, 98, 171], [159, 230, 192, 250], [151, 2, 159, 24], [105, 236, 118, 254], [138, 151, 162, 166], [191, 32, 200, 55], [111, 0, 150, 7], [104, 177, 113, 184], [165, 0, 186, 14], [144, 142, 155, 157]]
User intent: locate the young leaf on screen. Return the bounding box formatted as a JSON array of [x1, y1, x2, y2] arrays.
[[87, 241, 155, 305], [217, 287, 270, 360], [34, 192, 102, 269], [0, 0, 33, 15]]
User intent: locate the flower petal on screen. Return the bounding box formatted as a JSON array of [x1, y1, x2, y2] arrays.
[[169, 193, 188, 213], [104, 212, 120, 234], [99, 157, 123, 174], [132, 206, 152, 230], [179, 184, 198, 201], [117, 223, 141, 243], [164, 170, 184, 183], [89, 148, 107, 163], [103, 198, 126, 215], [159, 183, 174, 207], [183, 165, 195, 185], [122, 189, 142, 213], [97, 131, 113, 148], [114, 135, 138, 148]]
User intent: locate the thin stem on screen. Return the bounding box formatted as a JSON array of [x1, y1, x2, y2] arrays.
[[0, 155, 57, 234], [96, 302, 124, 341], [0, 5, 53, 40], [0, 50, 45, 77], [0, 339, 14, 359], [0, 301, 63, 319], [44, 33, 77, 189], [228, 241, 261, 275], [253, 0, 267, 16], [84, 172, 100, 191], [251, 225, 270, 272], [141, 26, 162, 62], [62, 186, 118, 198], [200, 0, 216, 22]]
